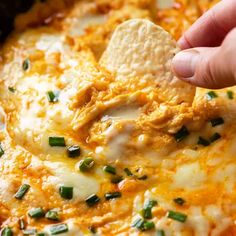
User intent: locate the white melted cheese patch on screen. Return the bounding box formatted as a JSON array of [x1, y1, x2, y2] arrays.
[[205, 205, 233, 236], [103, 124, 133, 161], [187, 207, 210, 236], [101, 105, 141, 122], [212, 164, 236, 193], [172, 162, 206, 190], [69, 14, 107, 36], [44, 161, 99, 202], [36, 34, 65, 55], [0, 178, 14, 204], [157, 0, 174, 9]]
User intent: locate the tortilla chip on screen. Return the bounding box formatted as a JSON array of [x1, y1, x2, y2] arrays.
[[100, 19, 195, 104]]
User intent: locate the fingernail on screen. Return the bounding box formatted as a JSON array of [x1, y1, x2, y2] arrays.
[[177, 37, 191, 50], [172, 50, 200, 78]]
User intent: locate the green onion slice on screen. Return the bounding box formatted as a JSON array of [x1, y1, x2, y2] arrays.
[[131, 217, 155, 231], [105, 192, 121, 200], [14, 184, 30, 200], [49, 223, 68, 235], [22, 59, 30, 71], [210, 117, 224, 127], [206, 91, 218, 100], [173, 198, 185, 206], [36, 233, 46, 236], [167, 210, 187, 223], [143, 200, 157, 219], [110, 176, 123, 184], [79, 158, 94, 172], [143, 221, 155, 231], [8, 87, 16, 93], [137, 175, 148, 180], [45, 209, 60, 221], [227, 90, 234, 99], [131, 218, 145, 230], [19, 218, 26, 230], [85, 194, 100, 207], [103, 165, 116, 175], [197, 137, 210, 146], [210, 133, 221, 143], [1, 227, 13, 236], [28, 208, 45, 219], [0, 143, 4, 157], [157, 229, 165, 236], [49, 137, 65, 147], [22, 229, 37, 235], [67, 145, 81, 158], [59, 186, 73, 200], [174, 126, 189, 142], [124, 168, 133, 176], [88, 226, 96, 234], [46, 91, 60, 103]]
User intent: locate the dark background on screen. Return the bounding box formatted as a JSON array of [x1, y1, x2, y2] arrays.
[[0, 0, 35, 42]]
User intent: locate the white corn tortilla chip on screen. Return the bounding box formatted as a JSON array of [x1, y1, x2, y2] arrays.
[[100, 19, 195, 104]]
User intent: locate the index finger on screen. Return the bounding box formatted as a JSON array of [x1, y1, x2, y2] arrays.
[[178, 0, 236, 49]]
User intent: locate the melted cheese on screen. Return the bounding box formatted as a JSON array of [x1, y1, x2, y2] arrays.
[[173, 162, 206, 190], [45, 161, 100, 202]]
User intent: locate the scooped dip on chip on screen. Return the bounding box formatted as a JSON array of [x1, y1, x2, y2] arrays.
[[100, 19, 196, 105]]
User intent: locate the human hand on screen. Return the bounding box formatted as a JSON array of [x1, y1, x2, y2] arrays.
[[172, 0, 236, 89]]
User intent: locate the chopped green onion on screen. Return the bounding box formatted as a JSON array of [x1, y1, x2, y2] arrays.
[[174, 126, 189, 142], [49, 137, 65, 147], [28, 208, 45, 219], [167, 210, 187, 223], [85, 194, 100, 207], [8, 87, 15, 93], [59, 186, 73, 200], [103, 165, 116, 175], [143, 200, 157, 219], [111, 176, 123, 184], [36, 233, 46, 236], [227, 90, 234, 99], [19, 218, 26, 230], [105, 192, 121, 200], [206, 91, 218, 100], [143, 221, 155, 231], [131, 218, 155, 231], [210, 117, 224, 127], [138, 175, 148, 180], [22, 59, 30, 71], [46, 91, 59, 103], [49, 223, 68, 235], [210, 133, 221, 143], [45, 209, 60, 221], [132, 218, 144, 230], [124, 168, 133, 176], [157, 229, 165, 236], [79, 158, 94, 172], [88, 226, 96, 234], [197, 137, 210, 146], [1, 227, 13, 236], [173, 198, 185, 206], [0, 143, 4, 157], [22, 229, 36, 235], [67, 145, 80, 158], [14, 184, 30, 200]]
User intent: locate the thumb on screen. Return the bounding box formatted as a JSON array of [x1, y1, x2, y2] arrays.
[[172, 28, 236, 89]]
